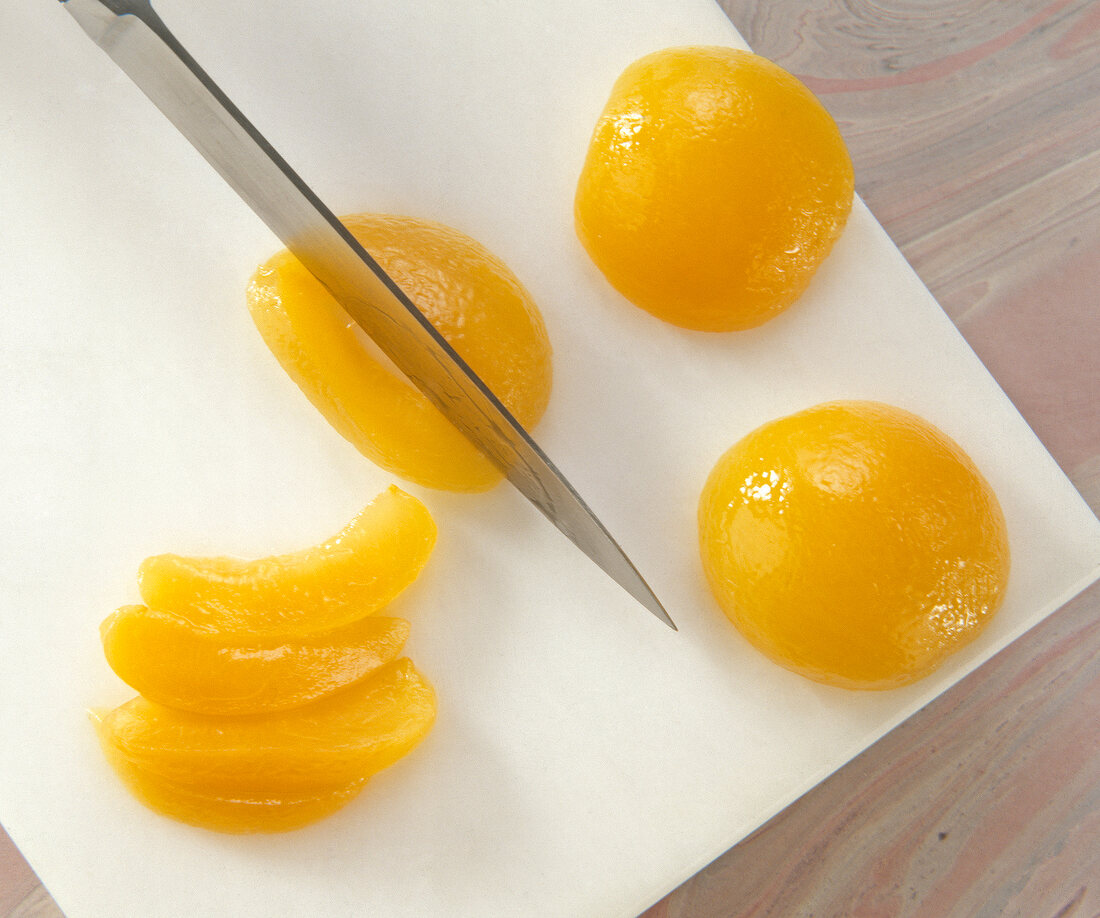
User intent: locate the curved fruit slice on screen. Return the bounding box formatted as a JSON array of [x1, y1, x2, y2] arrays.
[[137, 486, 435, 637], [101, 742, 369, 833], [101, 605, 410, 715], [95, 658, 436, 795], [247, 212, 553, 492]]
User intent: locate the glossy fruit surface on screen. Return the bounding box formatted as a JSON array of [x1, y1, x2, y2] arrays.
[[101, 745, 368, 834], [575, 46, 854, 331], [247, 213, 553, 491], [96, 486, 438, 832], [138, 485, 435, 637], [698, 401, 1010, 689], [95, 658, 436, 796], [101, 605, 410, 715]]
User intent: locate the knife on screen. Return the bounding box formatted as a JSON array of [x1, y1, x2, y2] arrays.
[[59, 0, 675, 629]]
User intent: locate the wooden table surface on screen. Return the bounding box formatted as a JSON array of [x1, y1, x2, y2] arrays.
[[3, 1, 1098, 915]]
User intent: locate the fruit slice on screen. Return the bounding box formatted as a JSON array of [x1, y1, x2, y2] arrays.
[[95, 658, 436, 795], [137, 485, 435, 637], [101, 605, 410, 715], [101, 742, 369, 833], [576, 46, 854, 331], [247, 213, 553, 491], [698, 401, 1010, 689]]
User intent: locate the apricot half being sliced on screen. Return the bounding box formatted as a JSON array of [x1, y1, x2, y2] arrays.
[[247, 213, 553, 492], [137, 485, 435, 637], [95, 658, 436, 797], [101, 605, 410, 716]]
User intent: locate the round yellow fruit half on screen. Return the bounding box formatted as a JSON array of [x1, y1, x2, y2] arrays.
[[698, 401, 1010, 689], [576, 46, 854, 331]]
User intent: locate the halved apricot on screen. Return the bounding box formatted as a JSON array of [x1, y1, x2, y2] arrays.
[[101, 605, 410, 715], [94, 658, 436, 796], [699, 401, 1009, 688], [137, 486, 435, 637], [575, 46, 854, 331]]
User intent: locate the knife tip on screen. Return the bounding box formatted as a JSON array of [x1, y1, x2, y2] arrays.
[[658, 609, 679, 631], [639, 590, 678, 631]]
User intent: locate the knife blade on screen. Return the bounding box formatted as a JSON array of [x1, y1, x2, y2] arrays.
[[59, 0, 676, 629]]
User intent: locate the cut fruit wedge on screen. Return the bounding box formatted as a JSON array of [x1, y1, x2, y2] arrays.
[[94, 658, 436, 795], [102, 745, 369, 834], [137, 486, 436, 637], [101, 605, 410, 715]]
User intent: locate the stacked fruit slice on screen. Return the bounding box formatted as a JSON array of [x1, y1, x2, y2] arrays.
[[93, 486, 438, 833]]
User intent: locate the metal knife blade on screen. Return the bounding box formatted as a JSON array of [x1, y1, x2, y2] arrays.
[[59, 0, 676, 629]]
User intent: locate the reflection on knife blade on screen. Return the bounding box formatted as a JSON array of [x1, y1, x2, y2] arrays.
[[59, 0, 676, 629]]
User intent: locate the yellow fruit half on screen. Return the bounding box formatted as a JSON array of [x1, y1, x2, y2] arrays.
[[94, 658, 436, 796], [137, 485, 435, 637], [247, 213, 553, 491], [575, 46, 854, 331], [698, 401, 1010, 689], [101, 605, 410, 715]]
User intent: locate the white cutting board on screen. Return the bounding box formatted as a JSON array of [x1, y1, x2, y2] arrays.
[[1, 1, 1098, 916]]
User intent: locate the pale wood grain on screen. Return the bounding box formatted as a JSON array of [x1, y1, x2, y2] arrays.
[[0, 827, 60, 918], [4, 2, 1098, 915], [0, 826, 39, 916], [6, 887, 64, 918]]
